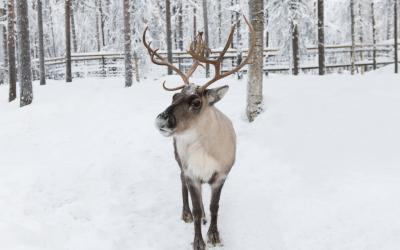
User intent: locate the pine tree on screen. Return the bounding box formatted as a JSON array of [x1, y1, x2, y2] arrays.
[[123, 0, 132, 86], [317, 0, 325, 75], [65, 0, 72, 82], [16, 0, 33, 107], [38, 0, 46, 85], [350, 0, 356, 75], [247, 0, 264, 122], [7, 0, 16, 102]]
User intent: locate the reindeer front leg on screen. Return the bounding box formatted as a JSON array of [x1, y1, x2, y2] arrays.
[[180, 172, 193, 223], [186, 177, 206, 250], [207, 179, 225, 246]]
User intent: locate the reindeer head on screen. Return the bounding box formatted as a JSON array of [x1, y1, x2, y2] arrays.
[[143, 16, 255, 137]]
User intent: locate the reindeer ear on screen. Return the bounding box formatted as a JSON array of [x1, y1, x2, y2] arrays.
[[205, 85, 229, 105]]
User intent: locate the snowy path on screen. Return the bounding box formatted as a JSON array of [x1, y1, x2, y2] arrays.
[[1, 73, 400, 250]]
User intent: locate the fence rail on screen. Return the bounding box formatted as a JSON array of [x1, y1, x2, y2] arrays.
[[0, 43, 398, 81]]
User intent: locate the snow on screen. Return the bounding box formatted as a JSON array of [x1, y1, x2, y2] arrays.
[[1, 72, 400, 250]]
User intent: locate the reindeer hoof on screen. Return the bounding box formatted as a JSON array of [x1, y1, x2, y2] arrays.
[[182, 210, 193, 223], [207, 229, 221, 246], [193, 237, 206, 250]]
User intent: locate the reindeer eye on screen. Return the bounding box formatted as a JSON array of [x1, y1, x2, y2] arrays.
[[191, 99, 202, 109]]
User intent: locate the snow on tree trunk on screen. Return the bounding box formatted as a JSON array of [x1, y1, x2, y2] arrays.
[[165, 0, 172, 75], [247, 0, 264, 122], [70, 0, 78, 53], [350, 0, 356, 75], [65, 0, 72, 82], [123, 0, 132, 87], [16, 0, 33, 107], [38, 0, 46, 85], [202, 0, 210, 78], [371, 0, 377, 70], [133, 51, 140, 82], [317, 0, 325, 75], [7, 0, 16, 102]]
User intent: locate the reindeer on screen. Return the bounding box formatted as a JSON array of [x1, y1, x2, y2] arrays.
[[143, 16, 255, 250]]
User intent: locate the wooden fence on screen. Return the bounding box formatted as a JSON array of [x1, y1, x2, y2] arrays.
[[0, 43, 398, 81]]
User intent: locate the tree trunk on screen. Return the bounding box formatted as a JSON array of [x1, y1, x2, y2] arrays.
[[202, 0, 210, 77], [178, 2, 183, 51], [292, 21, 299, 75], [317, 0, 325, 75], [70, 0, 78, 53], [235, 0, 241, 49], [371, 0, 377, 70], [95, 0, 101, 51], [193, 3, 197, 39], [123, 0, 132, 86], [133, 51, 140, 82], [16, 0, 33, 107], [99, 0, 105, 48], [247, 0, 264, 122], [7, 0, 16, 102], [165, 0, 173, 75], [48, 0, 57, 57], [218, 0, 221, 45], [65, 0, 72, 82], [265, 6, 269, 48], [350, 0, 356, 75], [38, 0, 46, 85], [2, 0, 8, 85], [358, 1, 364, 74], [395, 0, 398, 73]]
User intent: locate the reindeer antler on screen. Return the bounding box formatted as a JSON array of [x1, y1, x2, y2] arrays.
[[143, 15, 255, 93], [143, 27, 203, 91], [188, 15, 255, 93]]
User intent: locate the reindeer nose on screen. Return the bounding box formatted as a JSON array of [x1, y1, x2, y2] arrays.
[[157, 112, 168, 120]]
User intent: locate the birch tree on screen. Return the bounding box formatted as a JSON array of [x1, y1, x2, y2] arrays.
[[123, 0, 132, 86], [7, 0, 16, 102], [16, 0, 33, 107], [38, 0, 46, 85], [247, 0, 263, 122]]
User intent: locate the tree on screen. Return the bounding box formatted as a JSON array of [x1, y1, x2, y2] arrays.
[[395, 0, 398, 73], [70, 0, 78, 53], [123, 0, 132, 86], [165, 0, 172, 75], [2, 1, 8, 85], [247, 0, 264, 122], [371, 0, 377, 70], [178, 1, 183, 51], [65, 0, 72, 82], [290, 0, 300, 75], [202, 0, 210, 77], [7, 0, 16, 102], [38, 0, 46, 85], [350, 0, 356, 75], [317, 0, 325, 75], [16, 0, 33, 107]]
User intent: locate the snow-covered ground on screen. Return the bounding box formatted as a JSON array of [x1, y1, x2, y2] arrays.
[[1, 72, 400, 250]]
